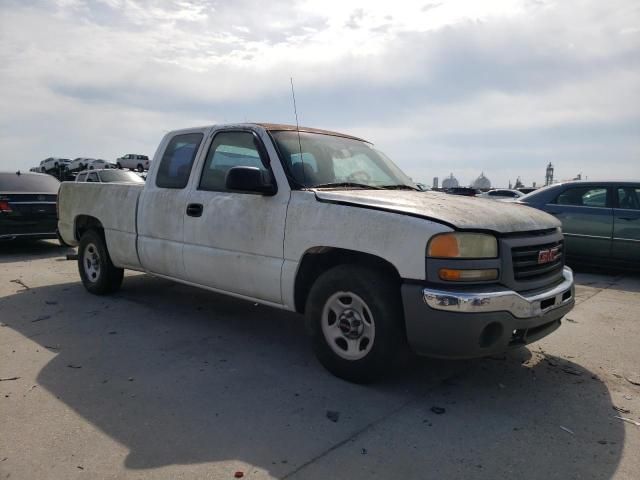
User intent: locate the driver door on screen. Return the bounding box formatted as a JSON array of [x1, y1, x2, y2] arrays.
[[182, 129, 290, 304]]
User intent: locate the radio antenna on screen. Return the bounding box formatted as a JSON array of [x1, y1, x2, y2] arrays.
[[290, 77, 305, 186]]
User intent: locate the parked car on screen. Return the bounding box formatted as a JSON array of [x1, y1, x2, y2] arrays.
[[39, 157, 70, 173], [68, 157, 95, 172], [517, 181, 640, 266], [477, 189, 525, 201], [58, 123, 574, 382], [75, 169, 144, 183], [116, 154, 150, 172], [0, 171, 60, 242], [444, 187, 481, 196]]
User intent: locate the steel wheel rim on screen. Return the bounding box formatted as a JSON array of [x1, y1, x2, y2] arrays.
[[321, 291, 375, 360], [83, 242, 101, 283]]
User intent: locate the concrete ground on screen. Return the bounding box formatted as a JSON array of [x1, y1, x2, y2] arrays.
[[1, 240, 639, 480]]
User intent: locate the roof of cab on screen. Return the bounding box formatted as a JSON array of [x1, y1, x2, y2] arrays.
[[254, 123, 369, 143], [165, 123, 370, 143]]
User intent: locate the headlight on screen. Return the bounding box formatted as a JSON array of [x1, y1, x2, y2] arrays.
[[427, 233, 498, 258]]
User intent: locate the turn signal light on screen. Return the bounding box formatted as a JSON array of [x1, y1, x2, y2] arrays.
[[439, 268, 498, 282], [0, 201, 12, 213]]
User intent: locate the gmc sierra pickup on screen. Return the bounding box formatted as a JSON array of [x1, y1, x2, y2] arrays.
[[58, 123, 575, 382]]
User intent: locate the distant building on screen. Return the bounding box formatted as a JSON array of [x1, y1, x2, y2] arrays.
[[442, 173, 459, 189], [433, 177, 439, 189], [545, 163, 554, 186], [471, 172, 491, 190], [514, 177, 524, 189]]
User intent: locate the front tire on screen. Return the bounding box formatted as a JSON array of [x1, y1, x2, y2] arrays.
[[116, 162, 122, 169], [306, 264, 406, 383], [78, 230, 124, 295]]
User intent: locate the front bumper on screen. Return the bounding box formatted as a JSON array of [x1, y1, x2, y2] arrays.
[[401, 266, 575, 359]]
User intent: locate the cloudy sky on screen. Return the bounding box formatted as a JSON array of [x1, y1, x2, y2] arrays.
[[1, 0, 638, 187]]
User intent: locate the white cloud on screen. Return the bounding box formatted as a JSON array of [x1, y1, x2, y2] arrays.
[[0, 0, 638, 187]]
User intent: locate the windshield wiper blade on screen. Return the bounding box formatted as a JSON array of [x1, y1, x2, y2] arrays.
[[310, 182, 383, 190], [379, 184, 420, 191]]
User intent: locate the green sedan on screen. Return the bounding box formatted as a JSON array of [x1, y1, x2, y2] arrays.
[[517, 181, 640, 266]]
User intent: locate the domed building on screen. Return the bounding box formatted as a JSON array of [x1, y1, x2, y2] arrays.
[[472, 172, 491, 190], [442, 173, 459, 189]]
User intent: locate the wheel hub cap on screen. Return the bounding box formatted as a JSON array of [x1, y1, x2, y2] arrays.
[[338, 309, 364, 339], [321, 291, 375, 361]]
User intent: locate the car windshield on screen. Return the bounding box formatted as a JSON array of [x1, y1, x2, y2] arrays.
[[98, 170, 144, 183], [0, 173, 60, 192], [270, 131, 416, 189]]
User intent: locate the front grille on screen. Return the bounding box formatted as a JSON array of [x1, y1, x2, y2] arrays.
[[511, 240, 564, 281]]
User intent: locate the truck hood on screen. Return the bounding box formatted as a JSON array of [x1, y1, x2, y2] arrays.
[[314, 190, 560, 233]]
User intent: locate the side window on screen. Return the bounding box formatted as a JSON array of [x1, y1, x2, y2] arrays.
[[555, 187, 607, 208], [76, 172, 87, 182], [199, 131, 268, 192], [617, 187, 640, 210], [156, 133, 203, 189], [87, 172, 99, 182]]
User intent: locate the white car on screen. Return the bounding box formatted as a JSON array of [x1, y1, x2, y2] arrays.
[[68, 157, 95, 172], [75, 169, 144, 183], [58, 123, 574, 382], [87, 159, 113, 170], [116, 154, 150, 172], [39, 157, 70, 173], [477, 189, 525, 201]]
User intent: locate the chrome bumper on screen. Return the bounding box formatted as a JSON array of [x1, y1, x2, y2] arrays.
[[423, 266, 574, 319]]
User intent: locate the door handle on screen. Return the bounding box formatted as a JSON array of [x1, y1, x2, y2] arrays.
[[618, 217, 635, 221], [186, 203, 203, 217]]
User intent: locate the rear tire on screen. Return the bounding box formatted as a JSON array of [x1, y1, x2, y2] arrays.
[[78, 230, 124, 295], [306, 264, 406, 383], [136, 164, 144, 172]]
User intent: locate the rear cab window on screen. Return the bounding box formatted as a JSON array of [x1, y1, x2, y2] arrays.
[[156, 133, 204, 189]]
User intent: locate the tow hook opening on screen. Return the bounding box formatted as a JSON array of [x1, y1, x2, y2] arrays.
[[480, 322, 503, 348]]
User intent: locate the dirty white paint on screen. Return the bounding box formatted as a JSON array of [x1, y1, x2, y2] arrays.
[[58, 123, 559, 311], [57, 182, 143, 269], [314, 190, 560, 233]]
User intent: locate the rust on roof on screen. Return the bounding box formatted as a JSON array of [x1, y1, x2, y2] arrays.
[[254, 123, 369, 143]]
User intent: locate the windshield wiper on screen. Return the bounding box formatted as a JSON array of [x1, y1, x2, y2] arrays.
[[310, 182, 383, 190], [379, 184, 420, 191]]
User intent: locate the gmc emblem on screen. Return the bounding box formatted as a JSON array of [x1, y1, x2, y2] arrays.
[[538, 246, 560, 264]]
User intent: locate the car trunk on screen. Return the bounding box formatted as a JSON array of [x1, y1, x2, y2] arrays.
[[0, 193, 58, 238]]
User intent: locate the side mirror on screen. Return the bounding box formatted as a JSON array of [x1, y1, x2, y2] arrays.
[[225, 166, 276, 195]]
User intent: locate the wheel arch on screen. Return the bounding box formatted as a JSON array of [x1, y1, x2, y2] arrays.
[[293, 247, 402, 314], [74, 215, 104, 241]]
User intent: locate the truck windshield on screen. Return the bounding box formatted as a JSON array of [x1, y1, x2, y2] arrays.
[[271, 131, 416, 190]]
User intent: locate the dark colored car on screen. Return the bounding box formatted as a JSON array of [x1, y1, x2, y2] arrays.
[[0, 171, 60, 241], [445, 187, 481, 196], [517, 181, 640, 266]]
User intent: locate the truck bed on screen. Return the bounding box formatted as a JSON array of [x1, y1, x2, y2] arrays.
[[58, 182, 144, 269]]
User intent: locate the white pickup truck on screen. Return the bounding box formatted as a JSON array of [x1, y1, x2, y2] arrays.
[[58, 123, 575, 382]]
